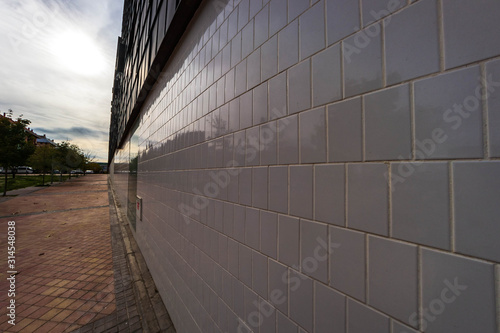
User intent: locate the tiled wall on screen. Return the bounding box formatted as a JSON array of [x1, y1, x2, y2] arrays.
[[110, 0, 500, 332]]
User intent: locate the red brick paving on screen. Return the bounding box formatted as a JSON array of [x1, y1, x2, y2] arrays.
[[0, 175, 115, 332]]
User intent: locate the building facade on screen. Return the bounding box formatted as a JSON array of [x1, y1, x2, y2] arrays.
[[109, 0, 500, 332]]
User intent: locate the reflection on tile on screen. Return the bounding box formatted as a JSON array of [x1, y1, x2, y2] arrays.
[[299, 1, 325, 60], [442, 0, 500, 69], [328, 98, 362, 162], [278, 19, 299, 71], [288, 60, 311, 114], [347, 163, 388, 235], [299, 107, 326, 163], [312, 44, 341, 106], [414, 66, 483, 159], [278, 114, 299, 164], [327, 0, 359, 45], [343, 24, 383, 97], [364, 84, 411, 160], [385, 0, 440, 85]]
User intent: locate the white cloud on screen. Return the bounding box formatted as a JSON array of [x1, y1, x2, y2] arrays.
[[0, 0, 123, 161]]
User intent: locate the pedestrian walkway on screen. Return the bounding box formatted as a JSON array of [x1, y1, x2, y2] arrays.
[[0, 175, 175, 332]]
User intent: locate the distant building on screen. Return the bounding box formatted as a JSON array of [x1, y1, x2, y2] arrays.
[[0, 113, 57, 147], [108, 1, 500, 333]]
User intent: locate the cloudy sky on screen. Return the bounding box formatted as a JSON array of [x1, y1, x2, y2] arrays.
[[0, 0, 124, 162]]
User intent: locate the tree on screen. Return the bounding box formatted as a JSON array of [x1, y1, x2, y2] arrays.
[[0, 110, 35, 196], [53, 141, 84, 179], [29, 145, 56, 186], [86, 162, 103, 173]]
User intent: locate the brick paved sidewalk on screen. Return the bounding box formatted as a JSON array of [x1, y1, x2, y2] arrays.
[[0, 175, 175, 332]]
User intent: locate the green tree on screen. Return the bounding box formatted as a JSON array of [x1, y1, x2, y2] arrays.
[[28, 145, 56, 186], [54, 141, 84, 179], [86, 162, 102, 173], [0, 110, 35, 196]]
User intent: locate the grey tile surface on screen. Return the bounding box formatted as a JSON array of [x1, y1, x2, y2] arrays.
[[254, 4, 269, 47], [368, 236, 418, 326], [261, 35, 278, 81], [330, 226, 365, 301], [239, 167, 252, 205], [364, 84, 412, 160], [288, 0, 309, 23], [385, 0, 440, 85], [245, 207, 260, 250], [269, 166, 288, 214], [414, 66, 483, 159], [242, 20, 254, 59], [327, 0, 359, 45], [300, 220, 328, 282], [392, 162, 450, 249], [278, 19, 299, 71], [277, 310, 298, 332], [269, 0, 287, 36], [362, 0, 405, 26], [453, 161, 500, 262], [247, 48, 261, 89], [486, 58, 500, 157], [344, 24, 383, 97], [328, 98, 363, 162], [252, 166, 268, 209], [422, 249, 496, 333], [261, 211, 278, 259], [314, 164, 345, 225], [347, 163, 388, 235], [289, 165, 313, 219], [260, 121, 278, 165], [299, 107, 326, 163], [246, 127, 258, 165], [289, 270, 313, 332], [268, 260, 288, 314], [240, 90, 253, 130], [347, 299, 390, 333], [312, 44, 342, 106], [288, 60, 311, 114], [253, 82, 268, 125], [314, 283, 345, 333], [269, 72, 287, 119], [235, 59, 247, 96], [239, 243, 253, 286], [299, 1, 325, 60], [278, 215, 300, 267], [442, 0, 500, 69], [278, 115, 299, 164], [252, 251, 268, 298]]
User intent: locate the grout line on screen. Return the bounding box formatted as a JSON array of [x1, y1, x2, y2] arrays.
[[358, 0, 363, 28], [437, 0, 445, 72], [381, 20, 387, 88], [449, 161, 455, 253], [496, 264, 500, 333], [341, 41, 345, 99], [365, 234, 369, 304], [418, 246, 423, 331], [362, 96, 366, 161], [481, 63, 490, 159], [344, 164, 348, 227], [387, 163, 393, 237], [410, 82, 416, 160]]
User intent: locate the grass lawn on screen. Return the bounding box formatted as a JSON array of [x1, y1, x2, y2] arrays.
[[0, 174, 70, 192]]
